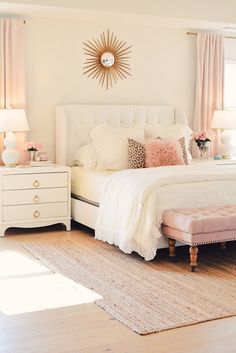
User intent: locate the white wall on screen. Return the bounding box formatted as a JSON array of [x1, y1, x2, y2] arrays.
[[25, 16, 196, 161]]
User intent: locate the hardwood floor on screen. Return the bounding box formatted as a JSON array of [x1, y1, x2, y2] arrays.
[[0, 224, 235, 353]]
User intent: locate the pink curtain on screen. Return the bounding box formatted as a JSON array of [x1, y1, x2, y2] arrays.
[[0, 18, 26, 163], [193, 33, 224, 157]]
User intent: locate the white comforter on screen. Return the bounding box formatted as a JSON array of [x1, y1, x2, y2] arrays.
[[95, 164, 236, 260]]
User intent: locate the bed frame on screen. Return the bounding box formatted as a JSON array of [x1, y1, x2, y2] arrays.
[[55, 104, 188, 246]]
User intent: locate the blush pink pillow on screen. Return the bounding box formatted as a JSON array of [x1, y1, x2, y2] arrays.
[[145, 139, 185, 167]]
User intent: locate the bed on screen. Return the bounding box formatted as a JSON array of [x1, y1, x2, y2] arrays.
[[55, 105, 236, 260], [56, 104, 187, 228]]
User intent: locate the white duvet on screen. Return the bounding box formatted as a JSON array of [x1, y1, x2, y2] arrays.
[[95, 164, 236, 260]]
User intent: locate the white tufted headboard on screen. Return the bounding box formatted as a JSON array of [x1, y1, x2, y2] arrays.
[[55, 105, 188, 166]]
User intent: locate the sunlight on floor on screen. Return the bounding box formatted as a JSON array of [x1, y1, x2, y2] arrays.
[[0, 249, 102, 315], [0, 250, 47, 278]]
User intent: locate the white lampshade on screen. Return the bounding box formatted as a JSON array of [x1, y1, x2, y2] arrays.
[[212, 110, 236, 159], [211, 110, 236, 130], [0, 109, 29, 132]]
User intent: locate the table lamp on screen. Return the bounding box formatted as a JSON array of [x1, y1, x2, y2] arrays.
[[0, 109, 29, 166], [211, 110, 236, 159]]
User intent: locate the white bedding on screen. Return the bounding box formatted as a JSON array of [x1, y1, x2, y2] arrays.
[[95, 164, 236, 260], [71, 166, 115, 204]]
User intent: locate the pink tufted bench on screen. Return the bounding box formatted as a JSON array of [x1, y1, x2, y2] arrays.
[[162, 205, 236, 272]]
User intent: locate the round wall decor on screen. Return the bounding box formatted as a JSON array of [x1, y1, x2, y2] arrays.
[[83, 29, 132, 90]]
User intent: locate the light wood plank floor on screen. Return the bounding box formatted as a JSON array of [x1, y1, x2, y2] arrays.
[[0, 224, 235, 353]]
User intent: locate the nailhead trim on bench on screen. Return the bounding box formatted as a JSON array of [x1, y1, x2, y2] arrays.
[[162, 205, 236, 271]]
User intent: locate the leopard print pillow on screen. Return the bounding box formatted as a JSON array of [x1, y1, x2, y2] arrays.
[[179, 137, 188, 165], [128, 138, 145, 169]]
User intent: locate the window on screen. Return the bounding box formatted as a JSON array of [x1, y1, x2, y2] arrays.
[[224, 60, 236, 148], [225, 60, 236, 109]]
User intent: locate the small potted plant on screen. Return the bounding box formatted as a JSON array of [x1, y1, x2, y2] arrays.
[[24, 141, 42, 161], [194, 131, 211, 158]]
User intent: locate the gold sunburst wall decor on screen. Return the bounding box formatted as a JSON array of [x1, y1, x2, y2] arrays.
[[83, 29, 132, 90]]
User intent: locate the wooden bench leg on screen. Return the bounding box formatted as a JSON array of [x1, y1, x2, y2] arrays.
[[189, 246, 198, 272], [168, 238, 176, 262], [220, 242, 227, 251]]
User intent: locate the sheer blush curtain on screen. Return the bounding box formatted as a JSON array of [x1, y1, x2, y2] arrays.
[[0, 18, 26, 163], [193, 33, 224, 157]]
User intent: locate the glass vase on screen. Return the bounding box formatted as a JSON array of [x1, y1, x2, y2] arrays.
[[29, 150, 36, 162], [198, 142, 209, 159]]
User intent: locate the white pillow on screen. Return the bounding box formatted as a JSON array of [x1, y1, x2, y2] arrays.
[[167, 125, 193, 162], [145, 124, 193, 162], [145, 123, 192, 139], [73, 144, 98, 170], [90, 124, 145, 170], [145, 124, 169, 140]]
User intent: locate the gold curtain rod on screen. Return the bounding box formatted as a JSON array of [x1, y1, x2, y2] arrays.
[[187, 31, 236, 40], [0, 17, 26, 24]]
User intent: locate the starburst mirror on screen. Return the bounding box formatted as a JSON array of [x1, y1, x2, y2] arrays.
[[83, 30, 132, 90]]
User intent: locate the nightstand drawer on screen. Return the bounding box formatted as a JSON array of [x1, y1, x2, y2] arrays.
[[3, 202, 68, 221], [3, 188, 68, 206], [3, 172, 68, 190]]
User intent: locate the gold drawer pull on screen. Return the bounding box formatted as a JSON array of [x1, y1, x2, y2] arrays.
[[33, 210, 40, 218], [33, 180, 40, 188], [33, 195, 40, 203]]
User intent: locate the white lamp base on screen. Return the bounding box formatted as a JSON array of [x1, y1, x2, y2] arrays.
[[220, 130, 233, 159], [2, 132, 20, 166]]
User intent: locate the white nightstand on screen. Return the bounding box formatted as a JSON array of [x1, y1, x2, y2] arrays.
[[192, 158, 236, 166], [0, 164, 71, 236]]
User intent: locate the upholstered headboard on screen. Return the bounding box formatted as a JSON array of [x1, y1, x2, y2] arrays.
[[55, 105, 188, 166]]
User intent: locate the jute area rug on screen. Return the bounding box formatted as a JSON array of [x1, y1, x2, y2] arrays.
[[24, 235, 236, 335]]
